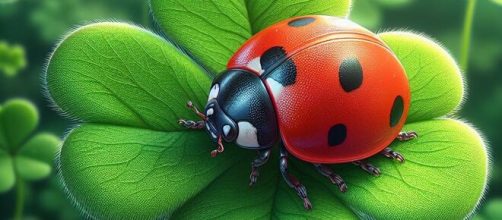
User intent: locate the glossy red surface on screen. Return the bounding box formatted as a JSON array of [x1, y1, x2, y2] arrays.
[[228, 16, 410, 164]]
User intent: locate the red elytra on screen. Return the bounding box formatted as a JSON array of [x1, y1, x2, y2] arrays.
[[227, 15, 411, 164]]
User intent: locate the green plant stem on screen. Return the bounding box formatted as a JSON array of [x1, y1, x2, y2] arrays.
[[14, 179, 24, 220], [460, 0, 477, 72]]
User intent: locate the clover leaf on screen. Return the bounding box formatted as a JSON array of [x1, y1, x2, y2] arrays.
[[0, 41, 27, 77], [0, 99, 61, 193], [44, 0, 488, 219]]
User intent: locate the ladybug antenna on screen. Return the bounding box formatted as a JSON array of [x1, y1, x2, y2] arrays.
[[210, 136, 225, 157], [186, 101, 207, 121]]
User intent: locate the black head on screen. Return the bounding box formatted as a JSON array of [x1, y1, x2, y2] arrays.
[[203, 69, 279, 149], [203, 99, 238, 142]]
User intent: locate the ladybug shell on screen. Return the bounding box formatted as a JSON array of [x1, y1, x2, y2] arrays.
[[227, 16, 410, 164]]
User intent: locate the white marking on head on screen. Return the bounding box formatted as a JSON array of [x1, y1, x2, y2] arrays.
[[206, 108, 214, 116], [236, 121, 259, 147], [208, 84, 219, 101], [266, 78, 284, 98], [247, 57, 264, 75], [223, 125, 231, 136]]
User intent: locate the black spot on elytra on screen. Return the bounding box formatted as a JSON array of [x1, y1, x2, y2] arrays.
[[288, 17, 316, 27], [260, 46, 297, 86], [390, 96, 404, 127], [260, 46, 287, 71], [339, 57, 363, 92], [328, 124, 347, 146]]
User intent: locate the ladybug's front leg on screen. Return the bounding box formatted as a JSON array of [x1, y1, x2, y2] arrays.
[[279, 146, 312, 210], [249, 148, 272, 186]]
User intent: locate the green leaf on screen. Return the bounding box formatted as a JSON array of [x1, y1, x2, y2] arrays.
[[379, 32, 464, 123], [0, 99, 39, 151], [314, 119, 487, 219], [59, 124, 241, 219], [14, 156, 52, 181], [13, 133, 61, 180], [60, 120, 487, 219], [46, 22, 211, 131], [0, 99, 61, 190], [172, 157, 358, 219], [0, 149, 15, 193], [18, 133, 61, 164], [151, 0, 352, 73], [350, 0, 382, 30]]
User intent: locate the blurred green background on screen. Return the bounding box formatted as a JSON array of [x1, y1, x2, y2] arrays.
[[0, 0, 500, 219]]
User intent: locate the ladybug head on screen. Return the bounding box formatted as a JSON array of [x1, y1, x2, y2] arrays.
[[203, 97, 238, 143], [180, 69, 278, 157]]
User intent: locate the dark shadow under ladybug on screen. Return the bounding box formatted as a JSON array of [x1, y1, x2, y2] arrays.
[[178, 16, 418, 210]]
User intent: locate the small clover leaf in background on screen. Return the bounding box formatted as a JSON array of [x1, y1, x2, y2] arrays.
[[44, 0, 488, 219], [0, 41, 27, 77], [0, 99, 61, 192], [0, 99, 61, 219], [350, 0, 414, 30], [30, 0, 138, 42]]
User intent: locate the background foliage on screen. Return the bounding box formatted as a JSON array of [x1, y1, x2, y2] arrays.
[[0, 0, 500, 219]]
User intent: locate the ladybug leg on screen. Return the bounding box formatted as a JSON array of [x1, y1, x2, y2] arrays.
[[177, 119, 205, 129], [313, 164, 348, 192], [381, 147, 405, 163], [397, 131, 418, 141], [352, 160, 381, 176], [249, 148, 272, 187], [279, 146, 312, 210]]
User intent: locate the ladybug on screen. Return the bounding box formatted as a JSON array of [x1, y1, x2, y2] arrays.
[[178, 15, 417, 210]]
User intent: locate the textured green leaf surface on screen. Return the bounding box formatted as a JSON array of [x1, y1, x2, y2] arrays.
[[46, 23, 211, 131], [59, 124, 241, 219], [58, 120, 487, 219], [0, 99, 39, 151], [380, 32, 464, 123], [324, 119, 487, 219], [172, 156, 358, 220], [173, 120, 487, 219], [151, 0, 352, 73]]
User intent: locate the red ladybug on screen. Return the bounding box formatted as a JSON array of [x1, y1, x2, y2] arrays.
[[179, 15, 417, 210]]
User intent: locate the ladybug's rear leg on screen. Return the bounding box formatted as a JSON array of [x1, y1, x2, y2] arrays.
[[313, 164, 348, 192], [279, 146, 312, 210], [352, 160, 381, 176], [249, 148, 272, 186]]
